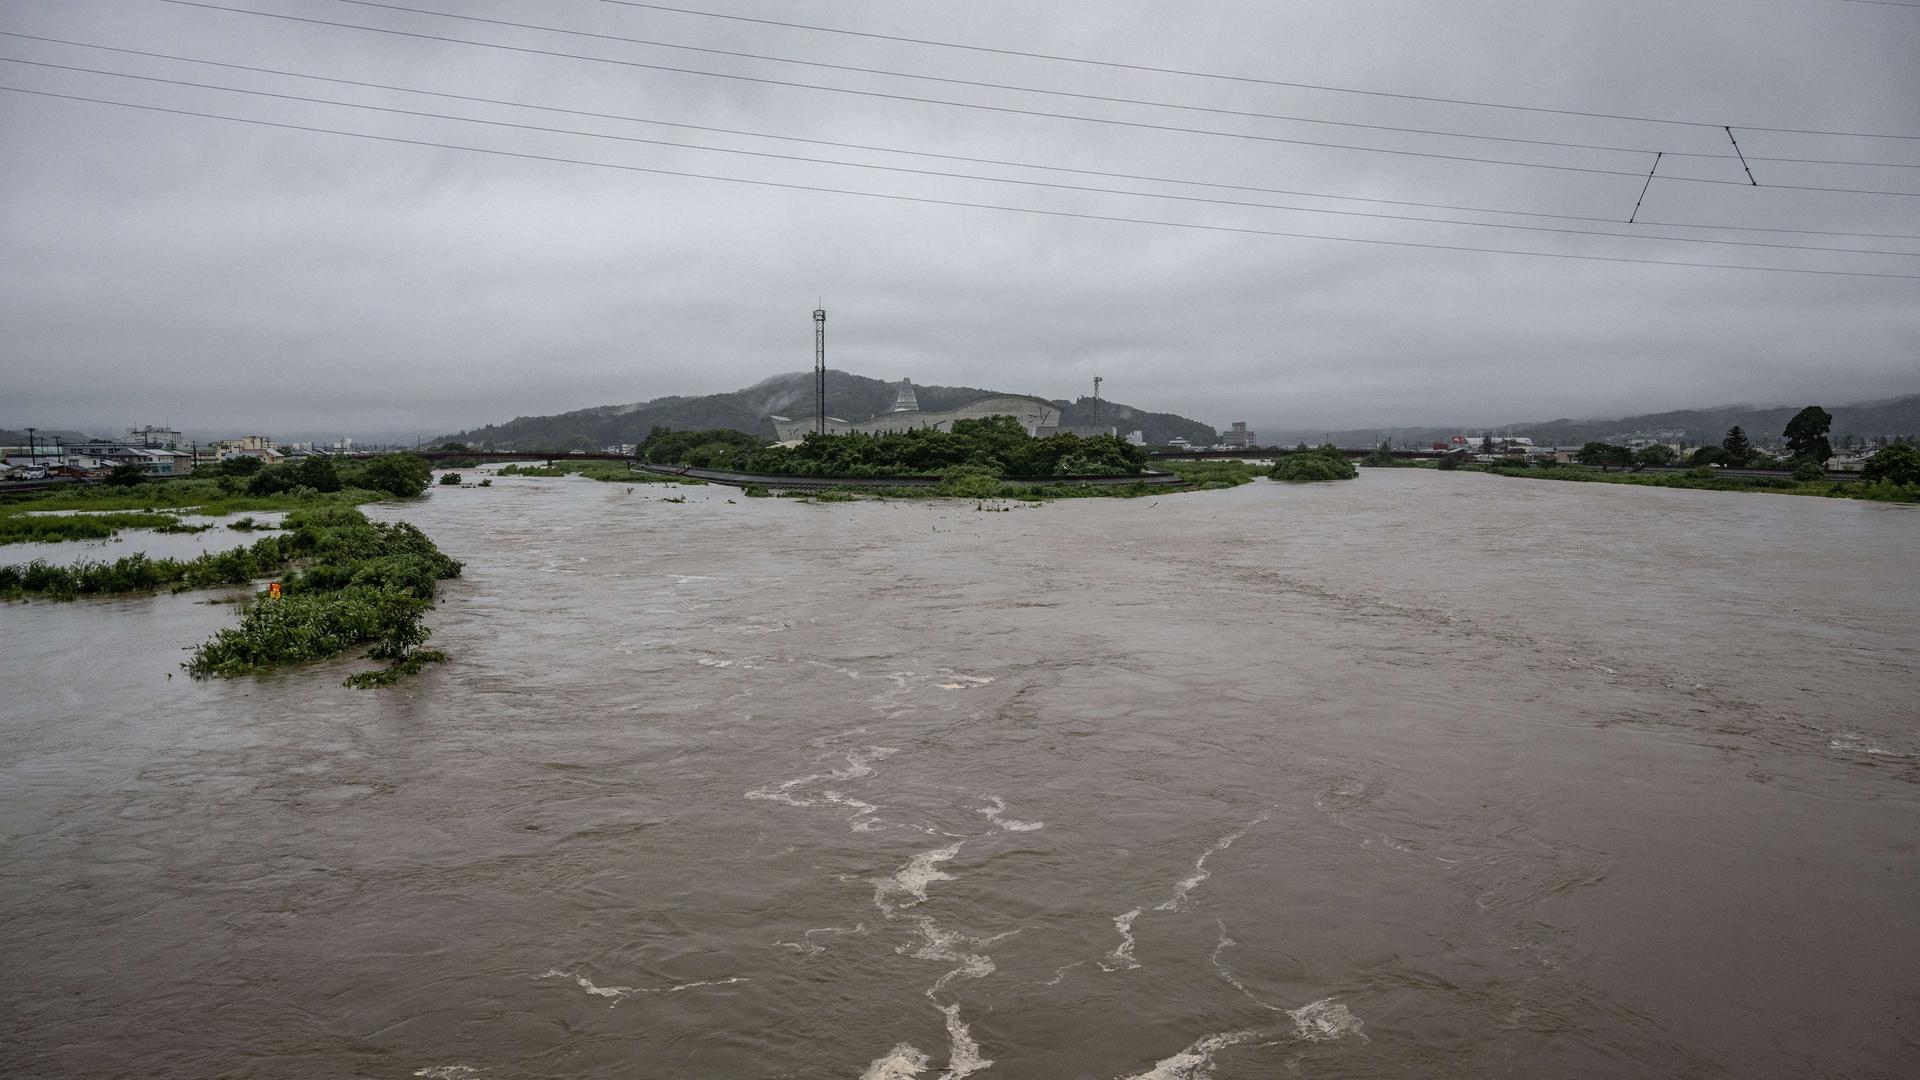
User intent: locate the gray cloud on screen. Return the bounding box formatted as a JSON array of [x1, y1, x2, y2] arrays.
[[3, 0, 1916, 442]]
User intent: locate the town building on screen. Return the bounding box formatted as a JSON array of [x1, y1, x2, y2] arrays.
[[1219, 421, 1256, 449]]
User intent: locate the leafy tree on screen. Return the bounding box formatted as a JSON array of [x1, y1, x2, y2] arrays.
[[1435, 453, 1463, 470], [105, 463, 148, 486], [1782, 405, 1833, 465], [1480, 433, 1496, 454], [294, 455, 342, 493], [1688, 445, 1730, 467], [1634, 445, 1678, 469], [1862, 443, 1920, 486], [1721, 426, 1754, 467], [438, 472, 463, 486], [1791, 460, 1826, 482], [217, 455, 263, 477], [350, 454, 433, 497], [1361, 441, 1395, 467], [438, 442, 472, 453], [1577, 442, 1633, 470]]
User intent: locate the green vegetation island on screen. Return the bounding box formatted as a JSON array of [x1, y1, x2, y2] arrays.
[[625, 418, 1260, 498], [1, 454, 462, 687]]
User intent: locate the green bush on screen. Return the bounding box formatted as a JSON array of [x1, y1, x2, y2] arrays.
[[1270, 452, 1358, 482], [1791, 460, 1826, 482], [439, 472, 463, 486], [1862, 443, 1919, 487], [937, 465, 1004, 498], [1435, 454, 1463, 471]]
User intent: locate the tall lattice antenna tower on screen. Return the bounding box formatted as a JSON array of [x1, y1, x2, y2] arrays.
[[813, 305, 827, 436], [1093, 376, 1103, 404]]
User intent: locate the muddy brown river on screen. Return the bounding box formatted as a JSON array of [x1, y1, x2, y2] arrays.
[[2, 469, 1916, 1078]]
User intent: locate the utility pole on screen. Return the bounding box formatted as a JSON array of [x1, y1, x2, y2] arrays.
[[814, 305, 827, 436], [25, 427, 35, 466]]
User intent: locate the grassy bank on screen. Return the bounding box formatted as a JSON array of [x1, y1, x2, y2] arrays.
[[2, 506, 462, 686], [1468, 462, 1919, 503]]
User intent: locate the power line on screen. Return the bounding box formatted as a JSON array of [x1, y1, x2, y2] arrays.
[[140, 1, 1785, 190], [592, 0, 1920, 142], [151, 2, 1920, 198], [307, 0, 1917, 171], [10, 54, 1914, 260], [16, 32, 1918, 245], [7, 84, 1918, 281]]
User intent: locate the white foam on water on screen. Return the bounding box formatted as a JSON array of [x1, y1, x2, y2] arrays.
[[936, 1003, 993, 1080], [1288, 998, 1365, 1042], [906, 916, 1015, 994], [1828, 733, 1905, 757], [861, 1044, 931, 1080], [1099, 909, 1142, 971], [542, 969, 638, 1007], [696, 657, 737, 668], [1117, 1031, 1254, 1080], [540, 969, 746, 1008], [1040, 960, 1084, 986], [976, 796, 1043, 832], [937, 673, 995, 690], [748, 746, 897, 828], [413, 1068, 478, 1079], [874, 842, 964, 915], [775, 923, 868, 955], [1155, 811, 1270, 912]]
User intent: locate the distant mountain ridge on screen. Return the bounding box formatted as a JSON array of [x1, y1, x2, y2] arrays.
[[439, 372, 1218, 450], [1260, 392, 1920, 449]]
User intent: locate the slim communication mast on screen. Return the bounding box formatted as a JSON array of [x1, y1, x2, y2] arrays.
[[813, 306, 827, 436], [1093, 376, 1103, 404]]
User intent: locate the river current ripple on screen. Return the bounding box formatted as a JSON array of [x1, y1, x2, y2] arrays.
[[2, 469, 1916, 1078]]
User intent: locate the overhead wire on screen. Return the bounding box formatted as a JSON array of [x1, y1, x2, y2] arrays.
[[8, 53, 1916, 261], [6, 84, 1918, 281], [15, 30, 1920, 245], [591, 0, 1920, 141], [12, 31, 1916, 245], [299, 0, 1918, 171], [152, 0, 1920, 196]]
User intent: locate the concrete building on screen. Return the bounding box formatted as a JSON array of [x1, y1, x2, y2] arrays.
[[772, 381, 1062, 442], [125, 426, 185, 449], [217, 435, 283, 464], [1219, 421, 1256, 449]]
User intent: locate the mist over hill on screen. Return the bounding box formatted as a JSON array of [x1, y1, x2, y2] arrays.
[[438, 372, 1218, 450], [1257, 392, 1920, 449]]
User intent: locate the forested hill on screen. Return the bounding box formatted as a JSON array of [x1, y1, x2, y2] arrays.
[[1508, 393, 1920, 446], [437, 372, 1217, 450]]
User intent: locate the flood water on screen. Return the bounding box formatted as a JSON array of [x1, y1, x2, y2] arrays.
[[2, 470, 1915, 1078]]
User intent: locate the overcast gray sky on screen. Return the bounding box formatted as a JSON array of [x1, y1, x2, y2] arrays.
[[3, 0, 1917, 441]]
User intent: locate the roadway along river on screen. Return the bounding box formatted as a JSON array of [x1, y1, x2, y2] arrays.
[[2, 469, 1915, 1078]]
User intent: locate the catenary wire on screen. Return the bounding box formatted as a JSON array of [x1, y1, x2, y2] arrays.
[[155, 0, 1845, 190], [8, 54, 1914, 261], [591, 0, 1920, 141], [14, 32, 1917, 243], [6, 84, 1918, 281], [303, 0, 1920, 171]]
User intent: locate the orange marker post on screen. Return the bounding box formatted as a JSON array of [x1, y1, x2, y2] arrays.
[[269, 581, 282, 600]]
